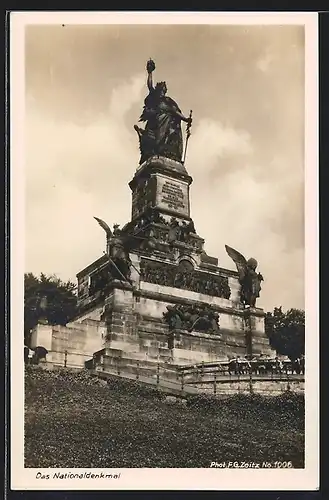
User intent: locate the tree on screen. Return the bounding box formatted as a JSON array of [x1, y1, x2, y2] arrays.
[[265, 306, 305, 361], [24, 273, 78, 346]]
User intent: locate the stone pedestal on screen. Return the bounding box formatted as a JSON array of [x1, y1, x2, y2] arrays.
[[101, 281, 138, 351], [243, 307, 273, 358], [129, 156, 193, 222]]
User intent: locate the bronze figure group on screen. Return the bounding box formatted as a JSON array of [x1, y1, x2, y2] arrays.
[[139, 259, 231, 299], [163, 303, 220, 335], [134, 59, 192, 164]]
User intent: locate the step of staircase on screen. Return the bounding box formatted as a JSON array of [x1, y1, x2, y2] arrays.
[[100, 355, 177, 373], [102, 343, 173, 362]]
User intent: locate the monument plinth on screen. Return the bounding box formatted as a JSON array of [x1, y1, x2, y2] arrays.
[[73, 144, 274, 367]]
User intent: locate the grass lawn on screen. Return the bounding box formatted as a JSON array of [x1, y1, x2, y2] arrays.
[[24, 366, 304, 468]]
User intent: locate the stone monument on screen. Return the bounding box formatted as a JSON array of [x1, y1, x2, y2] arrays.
[[31, 60, 275, 370], [73, 59, 275, 369]]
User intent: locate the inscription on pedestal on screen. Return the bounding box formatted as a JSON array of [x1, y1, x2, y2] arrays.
[[161, 181, 185, 210], [156, 176, 189, 217]]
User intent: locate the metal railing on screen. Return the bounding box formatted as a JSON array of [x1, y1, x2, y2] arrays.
[[177, 359, 305, 376], [175, 360, 304, 394], [26, 347, 304, 395], [91, 354, 304, 395], [26, 348, 94, 369]]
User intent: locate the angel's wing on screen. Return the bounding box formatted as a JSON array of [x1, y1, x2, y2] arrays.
[[225, 245, 247, 279], [94, 217, 113, 237]]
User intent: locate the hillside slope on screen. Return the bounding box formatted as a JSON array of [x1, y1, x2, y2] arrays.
[[24, 366, 304, 468]]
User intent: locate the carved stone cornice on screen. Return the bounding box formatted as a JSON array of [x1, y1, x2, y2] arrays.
[[130, 156, 193, 189], [134, 287, 240, 315]]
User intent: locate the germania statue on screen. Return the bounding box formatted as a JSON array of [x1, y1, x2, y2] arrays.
[[134, 59, 192, 164], [225, 245, 264, 308]]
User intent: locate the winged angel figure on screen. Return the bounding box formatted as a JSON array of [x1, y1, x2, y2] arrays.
[[225, 245, 264, 308], [94, 217, 132, 282]]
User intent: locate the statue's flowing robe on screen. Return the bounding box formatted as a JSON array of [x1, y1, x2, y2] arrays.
[[139, 90, 184, 161]]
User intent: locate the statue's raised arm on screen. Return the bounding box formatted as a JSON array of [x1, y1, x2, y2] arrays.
[[146, 59, 155, 91]]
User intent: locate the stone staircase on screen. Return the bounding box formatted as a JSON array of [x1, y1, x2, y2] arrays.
[[85, 325, 190, 390], [90, 347, 178, 382]]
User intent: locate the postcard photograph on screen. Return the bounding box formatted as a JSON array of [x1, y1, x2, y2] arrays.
[[10, 11, 319, 491]]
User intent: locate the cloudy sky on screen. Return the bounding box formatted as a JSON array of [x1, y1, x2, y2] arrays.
[[24, 22, 305, 312]]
